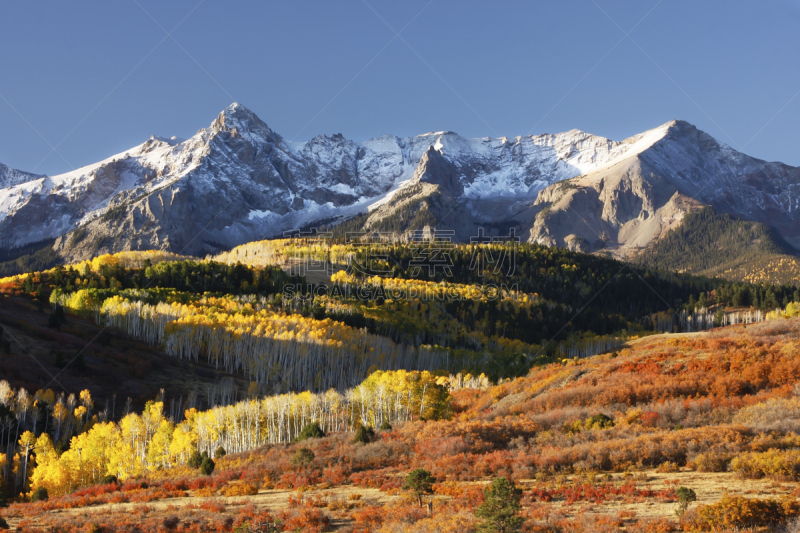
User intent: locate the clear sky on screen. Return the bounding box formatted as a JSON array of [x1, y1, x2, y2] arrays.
[[1, 1, 798, 176]]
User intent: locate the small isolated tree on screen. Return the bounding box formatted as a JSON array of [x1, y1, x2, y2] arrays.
[[474, 477, 523, 533], [188, 450, 203, 468], [403, 468, 436, 507], [30, 486, 49, 502], [295, 422, 325, 442], [200, 457, 215, 476], [215, 446, 227, 459], [353, 425, 375, 444], [676, 486, 697, 516], [291, 447, 315, 466]]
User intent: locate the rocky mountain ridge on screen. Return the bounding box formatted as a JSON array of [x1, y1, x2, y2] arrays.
[[0, 103, 796, 263]]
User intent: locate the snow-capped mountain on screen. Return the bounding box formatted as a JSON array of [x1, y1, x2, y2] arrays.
[[0, 103, 797, 262], [528, 120, 800, 256], [0, 163, 43, 189]]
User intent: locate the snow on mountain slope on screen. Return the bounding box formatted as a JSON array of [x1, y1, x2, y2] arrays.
[[0, 103, 660, 253], [528, 120, 800, 256], [0, 103, 796, 262], [0, 162, 44, 189]]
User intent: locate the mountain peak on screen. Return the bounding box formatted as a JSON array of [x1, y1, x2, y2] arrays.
[[0, 162, 44, 188], [211, 102, 275, 141], [662, 119, 695, 131]]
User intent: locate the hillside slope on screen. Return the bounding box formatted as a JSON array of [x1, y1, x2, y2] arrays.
[[635, 207, 800, 285], [6, 317, 800, 531]]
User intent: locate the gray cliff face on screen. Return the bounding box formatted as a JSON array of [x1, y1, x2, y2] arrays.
[[0, 106, 797, 262], [529, 156, 703, 256]]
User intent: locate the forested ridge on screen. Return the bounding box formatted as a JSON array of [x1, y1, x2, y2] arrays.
[[636, 207, 800, 285], [4, 242, 797, 392]]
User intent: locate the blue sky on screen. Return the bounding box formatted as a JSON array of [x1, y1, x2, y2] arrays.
[[1, 1, 799, 176]]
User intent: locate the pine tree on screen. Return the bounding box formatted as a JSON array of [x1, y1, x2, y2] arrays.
[[353, 425, 375, 444], [474, 477, 523, 533], [188, 450, 203, 468], [295, 422, 324, 442], [200, 457, 215, 476], [403, 469, 435, 508], [676, 486, 697, 516]]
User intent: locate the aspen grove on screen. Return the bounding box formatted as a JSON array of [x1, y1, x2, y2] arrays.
[[10, 369, 462, 497]]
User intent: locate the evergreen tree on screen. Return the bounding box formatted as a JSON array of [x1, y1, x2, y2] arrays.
[[188, 450, 203, 468], [676, 486, 697, 516], [30, 487, 49, 502], [353, 425, 375, 444], [403, 469, 436, 507], [474, 477, 523, 533], [200, 457, 215, 476], [290, 447, 315, 466], [295, 422, 325, 442]]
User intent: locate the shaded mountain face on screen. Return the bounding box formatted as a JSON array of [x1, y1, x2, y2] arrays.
[[0, 104, 797, 263]]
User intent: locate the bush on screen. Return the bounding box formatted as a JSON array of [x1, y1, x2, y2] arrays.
[[0, 517, 7, 530], [200, 457, 215, 476], [353, 425, 376, 444], [291, 447, 316, 466], [215, 446, 227, 459], [30, 486, 49, 502], [687, 495, 800, 530], [563, 413, 614, 434], [220, 482, 259, 496], [379, 420, 392, 431], [280, 506, 331, 533], [656, 461, 680, 473], [295, 422, 325, 442], [100, 474, 118, 485], [691, 451, 731, 472], [731, 449, 800, 480]]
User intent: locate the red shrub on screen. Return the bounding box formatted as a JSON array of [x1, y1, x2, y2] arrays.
[[279, 506, 331, 533], [641, 411, 660, 428]]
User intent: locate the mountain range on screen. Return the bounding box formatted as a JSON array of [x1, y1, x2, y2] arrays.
[[0, 103, 798, 276]]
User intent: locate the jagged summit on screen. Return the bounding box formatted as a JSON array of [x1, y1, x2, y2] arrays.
[[221, 102, 259, 122], [149, 135, 184, 146], [0, 105, 796, 263], [0, 162, 43, 189], [210, 102, 276, 140]]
